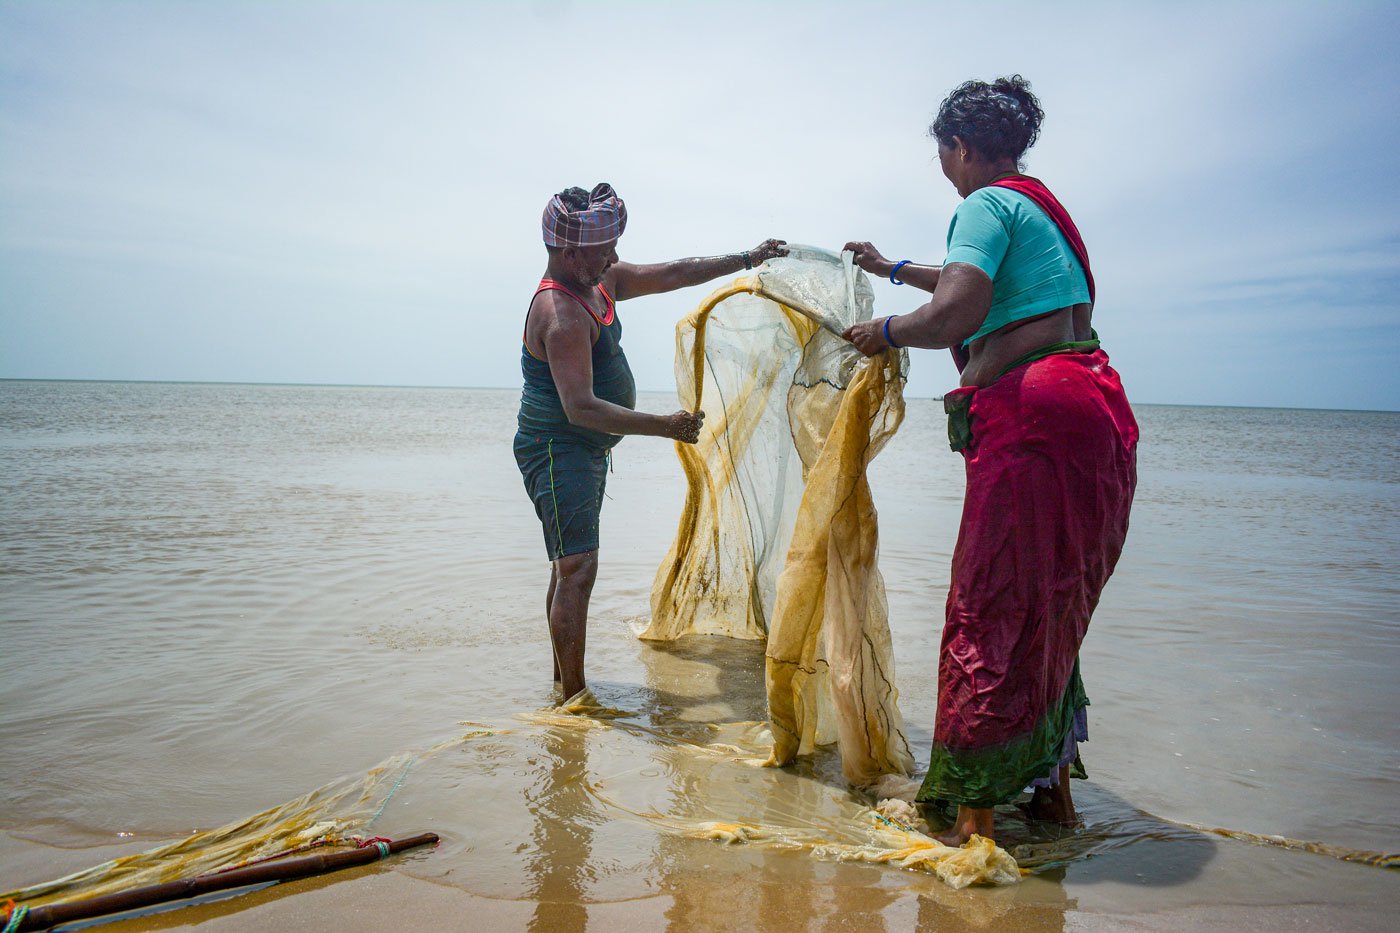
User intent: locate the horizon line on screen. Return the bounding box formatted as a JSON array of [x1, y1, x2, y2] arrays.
[[2, 376, 1397, 415]]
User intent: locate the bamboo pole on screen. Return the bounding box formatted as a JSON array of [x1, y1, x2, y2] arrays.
[[9, 833, 438, 932]]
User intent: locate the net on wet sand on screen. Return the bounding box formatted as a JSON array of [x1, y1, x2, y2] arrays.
[[1, 710, 1024, 918], [641, 246, 915, 786]]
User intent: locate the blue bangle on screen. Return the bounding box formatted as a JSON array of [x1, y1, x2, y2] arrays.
[[889, 260, 912, 285], [883, 315, 901, 348]]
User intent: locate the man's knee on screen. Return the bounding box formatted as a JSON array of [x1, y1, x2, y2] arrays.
[[554, 549, 598, 589]]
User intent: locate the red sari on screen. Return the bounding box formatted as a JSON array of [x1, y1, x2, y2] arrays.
[[917, 178, 1138, 807]]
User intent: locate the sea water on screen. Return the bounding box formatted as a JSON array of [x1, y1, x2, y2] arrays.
[[2, 381, 1397, 925]]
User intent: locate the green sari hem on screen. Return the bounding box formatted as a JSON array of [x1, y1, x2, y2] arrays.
[[916, 661, 1089, 808]]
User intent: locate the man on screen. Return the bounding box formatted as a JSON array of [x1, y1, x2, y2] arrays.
[[514, 182, 786, 702]]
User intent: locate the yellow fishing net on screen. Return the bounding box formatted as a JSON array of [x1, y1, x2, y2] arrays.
[[3, 250, 1032, 920], [0, 747, 429, 909], [2, 710, 1024, 918], [643, 246, 915, 787]]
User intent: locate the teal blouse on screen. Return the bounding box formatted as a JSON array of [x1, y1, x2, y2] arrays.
[[943, 186, 1091, 345]]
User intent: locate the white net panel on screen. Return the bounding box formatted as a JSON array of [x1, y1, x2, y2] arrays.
[[643, 246, 916, 786]]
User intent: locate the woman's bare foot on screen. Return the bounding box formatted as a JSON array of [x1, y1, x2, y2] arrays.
[[1026, 765, 1081, 826], [935, 805, 995, 847]]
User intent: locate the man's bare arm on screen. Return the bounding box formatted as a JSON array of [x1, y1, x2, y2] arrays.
[[608, 239, 787, 300], [538, 296, 702, 442]]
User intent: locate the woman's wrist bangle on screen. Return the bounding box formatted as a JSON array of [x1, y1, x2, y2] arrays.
[[883, 315, 901, 349], [890, 259, 912, 284], [742, 251, 753, 271]]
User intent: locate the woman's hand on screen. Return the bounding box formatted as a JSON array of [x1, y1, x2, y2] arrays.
[[843, 241, 893, 279], [665, 410, 706, 444], [842, 318, 894, 357], [748, 238, 788, 266]]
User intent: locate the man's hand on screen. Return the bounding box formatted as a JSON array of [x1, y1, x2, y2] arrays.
[[748, 239, 788, 266], [842, 318, 892, 357], [665, 410, 705, 444], [843, 241, 893, 279]]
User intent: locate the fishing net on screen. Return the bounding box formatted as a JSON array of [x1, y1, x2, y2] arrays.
[[2, 249, 1033, 923], [13, 689, 1391, 919], [0, 710, 1025, 920], [642, 246, 915, 786], [0, 747, 429, 909]]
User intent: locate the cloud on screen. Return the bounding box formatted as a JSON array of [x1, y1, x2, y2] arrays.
[[2, 0, 1398, 409]]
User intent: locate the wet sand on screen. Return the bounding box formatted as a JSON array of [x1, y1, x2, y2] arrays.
[[89, 867, 1400, 933], [16, 828, 1394, 932]]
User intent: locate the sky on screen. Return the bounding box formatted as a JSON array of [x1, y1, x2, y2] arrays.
[[2, 0, 1399, 410]]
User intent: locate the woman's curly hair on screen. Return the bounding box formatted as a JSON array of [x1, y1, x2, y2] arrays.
[[930, 75, 1044, 165]]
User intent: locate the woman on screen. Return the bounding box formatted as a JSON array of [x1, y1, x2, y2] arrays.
[[843, 76, 1138, 846]]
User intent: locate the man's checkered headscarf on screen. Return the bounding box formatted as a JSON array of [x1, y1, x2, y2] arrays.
[[542, 183, 627, 248]]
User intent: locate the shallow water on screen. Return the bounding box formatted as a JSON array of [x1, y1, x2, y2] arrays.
[[2, 381, 1398, 926]]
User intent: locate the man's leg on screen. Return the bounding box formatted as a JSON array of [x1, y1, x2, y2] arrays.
[[546, 565, 561, 684], [549, 548, 598, 700]]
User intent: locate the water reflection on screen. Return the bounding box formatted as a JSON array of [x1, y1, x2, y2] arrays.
[[525, 723, 593, 933], [633, 634, 987, 931], [625, 631, 1220, 930], [915, 878, 1073, 932]]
